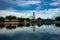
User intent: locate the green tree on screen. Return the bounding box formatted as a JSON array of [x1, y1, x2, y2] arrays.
[[17, 18, 25, 22], [24, 18, 30, 22], [37, 18, 43, 20], [55, 16, 60, 21], [0, 17, 4, 22], [5, 16, 16, 20], [17, 18, 30, 22], [37, 17, 43, 23]]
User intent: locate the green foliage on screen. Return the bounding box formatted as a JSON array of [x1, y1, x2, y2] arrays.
[[17, 18, 25, 22], [0, 17, 4, 21], [55, 16, 60, 21], [17, 18, 30, 22], [24, 18, 30, 22], [37, 17, 43, 23], [5, 16, 16, 20], [37, 17, 43, 20]]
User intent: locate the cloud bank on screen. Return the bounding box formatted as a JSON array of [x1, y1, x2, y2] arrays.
[[0, 0, 60, 19]]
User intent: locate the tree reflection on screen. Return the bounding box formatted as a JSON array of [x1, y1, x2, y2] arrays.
[[37, 23, 43, 27], [25, 23, 30, 27], [0, 24, 4, 29], [6, 26, 16, 29], [18, 23, 25, 27], [0, 23, 60, 29], [55, 23, 60, 27], [30, 23, 36, 26]]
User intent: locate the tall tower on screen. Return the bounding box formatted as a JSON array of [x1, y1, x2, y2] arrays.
[[33, 25, 35, 32], [32, 12, 35, 32], [33, 12, 35, 19]]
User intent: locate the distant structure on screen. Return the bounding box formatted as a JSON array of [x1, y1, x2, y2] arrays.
[[32, 12, 35, 32], [33, 25, 35, 32], [29, 12, 35, 19], [33, 12, 35, 19]]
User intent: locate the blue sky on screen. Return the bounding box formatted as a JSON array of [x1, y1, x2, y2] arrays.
[[0, 0, 60, 19]]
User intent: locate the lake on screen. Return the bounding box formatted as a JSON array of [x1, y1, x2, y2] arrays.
[[0, 24, 60, 40]]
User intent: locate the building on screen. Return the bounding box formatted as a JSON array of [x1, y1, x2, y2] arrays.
[[4, 19, 19, 26]]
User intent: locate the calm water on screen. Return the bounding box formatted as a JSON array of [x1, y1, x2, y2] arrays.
[[0, 24, 60, 40]]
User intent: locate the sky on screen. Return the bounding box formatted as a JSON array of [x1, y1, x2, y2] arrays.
[[0, 0, 60, 19]]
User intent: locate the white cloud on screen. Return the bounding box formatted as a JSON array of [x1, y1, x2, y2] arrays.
[[0, 10, 24, 17], [46, 8, 60, 19], [35, 8, 60, 19], [50, 1, 60, 6], [0, 10, 34, 18], [0, 8, 60, 19], [4, 0, 41, 6], [16, 1, 41, 7]]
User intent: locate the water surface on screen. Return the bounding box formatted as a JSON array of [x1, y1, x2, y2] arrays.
[[0, 24, 60, 40]]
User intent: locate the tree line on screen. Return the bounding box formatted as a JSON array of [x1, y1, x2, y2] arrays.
[[0, 16, 60, 22]]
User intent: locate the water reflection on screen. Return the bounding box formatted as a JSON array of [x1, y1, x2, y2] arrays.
[[55, 23, 60, 27], [6, 26, 16, 29], [0, 23, 60, 29], [0, 24, 4, 29], [0, 23, 60, 40]]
